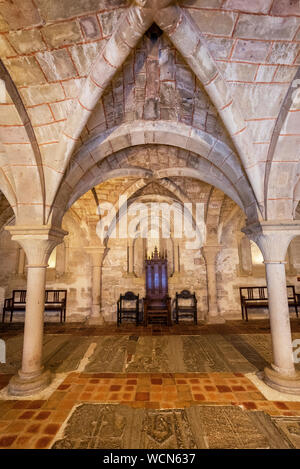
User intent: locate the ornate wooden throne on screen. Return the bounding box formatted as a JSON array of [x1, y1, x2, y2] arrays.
[[143, 247, 171, 326]]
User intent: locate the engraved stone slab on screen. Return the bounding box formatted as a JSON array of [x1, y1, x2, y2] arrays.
[[52, 404, 294, 449]]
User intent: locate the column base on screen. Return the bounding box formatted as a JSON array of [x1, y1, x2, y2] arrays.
[[86, 305, 105, 325], [87, 316, 105, 325], [8, 368, 52, 397], [264, 366, 300, 395], [205, 314, 225, 324]]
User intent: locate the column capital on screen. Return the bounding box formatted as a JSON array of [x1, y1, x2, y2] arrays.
[[5, 225, 68, 267], [242, 220, 300, 263], [127, 237, 135, 247], [85, 245, 107, 266]]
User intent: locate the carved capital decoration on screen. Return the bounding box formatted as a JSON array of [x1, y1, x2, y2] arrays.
[[5, 225, 68, 267], [242, 221, 300, 264]]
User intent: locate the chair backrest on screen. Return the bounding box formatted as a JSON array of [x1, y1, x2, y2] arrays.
[[240, 286, 295, 300], [239, 287, 268, 300], [45, 290, 67, 303], [287, 285, 296, 299], [177, 290, 195, 299], [119, 291, 139, 308], [145, 250, 168, 300], [13, 290, 26, 303], [121, 291, 138, 301], [176, 290, 196, 306]]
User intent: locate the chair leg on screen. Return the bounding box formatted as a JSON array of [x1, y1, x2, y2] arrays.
[[10, 309, 13, 323], [2, 310, 5, 323]]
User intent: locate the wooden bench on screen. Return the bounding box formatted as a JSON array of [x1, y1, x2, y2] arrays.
[[2, 289, 67, 324], [239, 286, 298, 321]]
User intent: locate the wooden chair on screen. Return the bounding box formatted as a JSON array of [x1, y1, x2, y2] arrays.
[[175, 290, 197, 324], [117, 291, 139, 326]]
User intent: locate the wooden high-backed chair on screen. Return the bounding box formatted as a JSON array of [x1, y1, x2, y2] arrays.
[[143, 247, 171, 326], [175, 290, 198, 324], [117, 291, 140, 326]]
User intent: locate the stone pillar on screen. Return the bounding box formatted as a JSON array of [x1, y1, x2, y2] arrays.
[[85, 246, 106, 325], [239, 234, 252, 275], [17, 248, 25, 274], [173, 243, 180, 275], [5, 225, 67, 396], [126, 238, 136, 277], [243, 221, 300, 394], [202, 244, 225, 324], [55, 242, 66, 276]]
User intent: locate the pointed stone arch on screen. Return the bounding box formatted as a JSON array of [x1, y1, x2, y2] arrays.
[[264, 67, 300, 220], [49, 1, 263, 220], [51, 121, 258, 226]]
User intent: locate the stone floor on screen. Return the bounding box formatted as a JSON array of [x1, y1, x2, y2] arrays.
[[1, 319, 300, 449]]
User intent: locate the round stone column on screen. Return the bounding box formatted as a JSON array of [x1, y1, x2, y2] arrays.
[[243, 221, 300, 394], [202, 244, 225, 324], [85, 246, 106, 325], [5, 225, 67, 396], [265, 260, 295, 374]]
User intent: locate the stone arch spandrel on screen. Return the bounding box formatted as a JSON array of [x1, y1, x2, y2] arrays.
[[49, 5, 153, 211], [154, 4, 263, 208], [0, 59, 45, 223]]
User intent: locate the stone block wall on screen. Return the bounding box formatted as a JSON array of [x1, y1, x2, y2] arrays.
[[1, 210, 300, 323]]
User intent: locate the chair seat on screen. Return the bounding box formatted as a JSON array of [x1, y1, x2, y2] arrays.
[[243, 300, 268, 306], [45, 303, 65, 308], [6, 304, 25, 310], [244, 299, 296, 307], [144, 297, 171, 326]]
